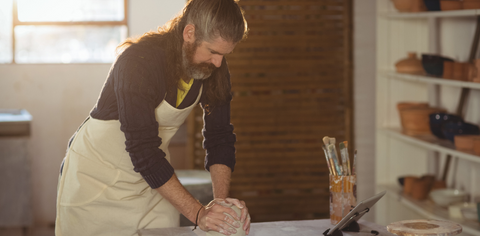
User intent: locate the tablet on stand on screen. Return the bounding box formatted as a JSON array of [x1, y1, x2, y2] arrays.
[[324, 191, 387, 236]]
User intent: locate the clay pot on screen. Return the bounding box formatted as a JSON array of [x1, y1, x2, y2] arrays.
[[469, 59, 480, 81], [399, 107, 447, 135], [395, 52, 425, 75], [432, 180, 447, 190], [452, 62, 469, 81], [397, 102, 429, 110], [463, 0, 480, 9], [392, 0, 416, 12], [454, 135, 480, 151], [403, 176, 418, 195], [411, 175, 435, 200], [474, 139, 480, 155], [411, 0, 428, 12], [443, 61, 454, 79], [440, 0, 463, 10]]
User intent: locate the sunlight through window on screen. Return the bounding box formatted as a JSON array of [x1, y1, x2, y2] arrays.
[[1, 0, 127, 64], [17, 0, 124, 22]]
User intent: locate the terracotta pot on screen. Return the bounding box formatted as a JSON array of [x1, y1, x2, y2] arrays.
[[404, 176, 418, 195], [411, 0, 428, 12], [397, 102, 429, 110], [395, 52, 425, 75], [443, 61, 454, 79], [453, 62, 469, 81], [411, 175, 435, 200], [399, 107, 447, 135], [392, 0, 416, 12], [470, 59, 480, 81], [441, 0, 463, 11], [463, 1, 480, 9], [432, 180, 447, 190], [474, 139, 480, 155], [454, 135, 480, 151]]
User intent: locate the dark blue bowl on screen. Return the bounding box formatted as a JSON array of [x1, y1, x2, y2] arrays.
[[422, 54, 454, 77], [429, 113, 463, 139], [424, 0, 441, 11], [442, 121, 480, 143]]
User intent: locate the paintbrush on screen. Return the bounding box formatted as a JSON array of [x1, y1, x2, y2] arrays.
[[329, 137, 344, 175], [328, 144, 342, 176], [322, 136, 336, 175], [343, 141, 351, 176], [322, 144, 334, 175], [327, 140, 343, 176], [352, 149, 357, 176], [339, 142, 350, 176]]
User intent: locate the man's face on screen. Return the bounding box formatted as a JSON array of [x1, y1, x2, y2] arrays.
[[182, 36, 236, 80]]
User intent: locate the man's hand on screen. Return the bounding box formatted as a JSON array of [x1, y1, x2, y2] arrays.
[[198, 198, 251, 235]]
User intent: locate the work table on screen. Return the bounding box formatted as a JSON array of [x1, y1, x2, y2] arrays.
[[138, 219, 395, 236]]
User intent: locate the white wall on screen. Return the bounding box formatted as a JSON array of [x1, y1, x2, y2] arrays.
[[0, 0, 185, 226], [353, 0, 377, 222]]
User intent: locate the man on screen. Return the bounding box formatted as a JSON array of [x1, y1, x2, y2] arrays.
[[55, 0, 250, 235]]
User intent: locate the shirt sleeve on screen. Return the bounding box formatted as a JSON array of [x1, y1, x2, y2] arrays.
[[202, 70, 237, 172], [113, 52, 174, 189]]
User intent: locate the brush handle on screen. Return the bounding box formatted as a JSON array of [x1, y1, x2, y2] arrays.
[[352, 150, 357, 176], [329, 145, 343, 176], [322, 146, 333, 175]]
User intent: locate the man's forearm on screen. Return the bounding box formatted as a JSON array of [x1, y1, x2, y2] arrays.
[[209, 164, 232, 199], [155, 173, 203, 223]]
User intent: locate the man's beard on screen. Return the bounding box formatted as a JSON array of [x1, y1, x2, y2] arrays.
[[182, 41, 217, 80]]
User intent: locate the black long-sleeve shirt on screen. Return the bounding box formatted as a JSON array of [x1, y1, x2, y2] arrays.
[[89, 43, 236, 189]]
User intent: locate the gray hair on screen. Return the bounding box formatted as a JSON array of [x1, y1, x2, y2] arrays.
[[183, 0, 248, 43]]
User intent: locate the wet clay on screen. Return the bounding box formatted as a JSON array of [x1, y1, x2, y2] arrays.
[[206, 205, 245, 236]]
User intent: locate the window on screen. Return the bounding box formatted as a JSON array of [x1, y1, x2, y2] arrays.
[[0, 0, 128, 64]]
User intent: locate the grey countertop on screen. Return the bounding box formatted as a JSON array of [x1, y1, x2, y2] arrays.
[[138, 219, 395, 236]]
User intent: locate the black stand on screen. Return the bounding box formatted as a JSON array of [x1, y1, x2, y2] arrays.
[[323, 208, 379, 236]]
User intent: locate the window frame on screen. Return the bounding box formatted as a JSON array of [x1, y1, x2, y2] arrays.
[[9, 0, 129, 64]]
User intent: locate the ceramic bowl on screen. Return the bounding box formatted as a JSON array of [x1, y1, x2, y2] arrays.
[[422, 54, 454, 77], [448, 202, 477, 219], [424, 0, 441, 10], [429, 113, 463, 139], [442, 121, 480, 143], [461, 206, 478, 221], [430, 189, 467, 207]]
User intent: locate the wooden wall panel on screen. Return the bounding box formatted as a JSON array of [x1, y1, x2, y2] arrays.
[[188, 0, 353, 223]]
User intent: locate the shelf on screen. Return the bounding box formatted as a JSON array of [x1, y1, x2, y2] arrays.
[[379, 184, 480, 236], [381, 127, 480, 164], [380, 9, 480, 19], [381, 71, 480, 90]]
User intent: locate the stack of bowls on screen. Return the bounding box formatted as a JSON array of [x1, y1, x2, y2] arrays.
[[429, 113, 463, 139]]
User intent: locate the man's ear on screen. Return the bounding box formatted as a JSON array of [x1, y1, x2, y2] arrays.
[[183, 24, 196, 43]]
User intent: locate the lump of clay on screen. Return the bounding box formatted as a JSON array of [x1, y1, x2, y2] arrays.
[[206, 205, 245, 236]]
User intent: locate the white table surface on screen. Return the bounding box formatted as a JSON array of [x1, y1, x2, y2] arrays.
[[138, 219, 396, 236]]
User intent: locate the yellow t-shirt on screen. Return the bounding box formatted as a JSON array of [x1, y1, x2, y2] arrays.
[[176, 78, 194, 107]]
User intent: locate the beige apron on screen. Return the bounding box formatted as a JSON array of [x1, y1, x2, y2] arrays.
[[56, 85, 202, 236]]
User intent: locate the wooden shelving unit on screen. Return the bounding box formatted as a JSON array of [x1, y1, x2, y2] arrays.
[[375, 2, 480, 235]]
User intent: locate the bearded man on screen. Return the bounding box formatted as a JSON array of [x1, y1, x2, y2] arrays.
[[55, 0, 250, 235]]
